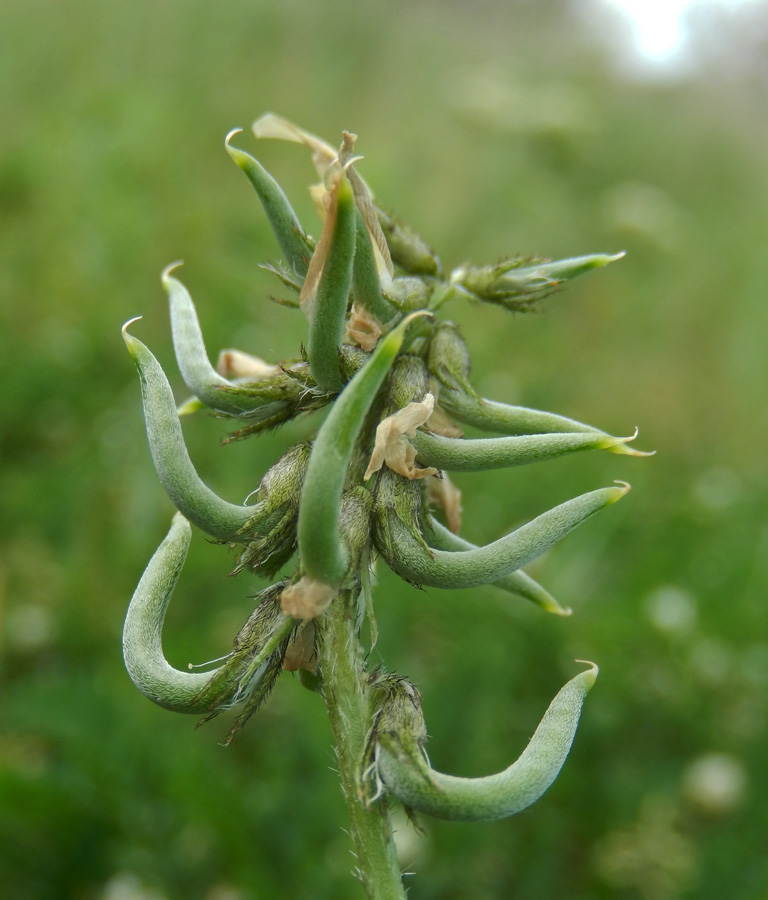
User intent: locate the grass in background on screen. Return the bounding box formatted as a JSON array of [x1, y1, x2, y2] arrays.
[[2, 1, 767, 897]]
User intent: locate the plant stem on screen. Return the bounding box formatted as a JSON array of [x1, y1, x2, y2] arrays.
[[318, 590, 406, 900]]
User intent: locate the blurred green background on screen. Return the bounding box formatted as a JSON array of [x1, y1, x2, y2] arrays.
[[2, 1, 767, 898]]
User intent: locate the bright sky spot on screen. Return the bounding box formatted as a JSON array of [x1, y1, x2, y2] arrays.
[[601, 0, 693, 62], [600, 0, 766, 72]]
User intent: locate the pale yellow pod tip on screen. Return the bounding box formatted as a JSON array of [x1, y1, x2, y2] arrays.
[[161, 260, 184, 285], [121, 316, 143, 339], [609, 480, 632, 502], [609, 426, 657, 457], [573, 659, 600, 689], [225, 127, 244, 146]]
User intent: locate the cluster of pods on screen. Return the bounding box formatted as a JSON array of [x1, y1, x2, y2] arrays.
[[123, 115, 647, 822]]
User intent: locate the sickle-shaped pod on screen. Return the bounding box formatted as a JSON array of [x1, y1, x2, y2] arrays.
[[164, 265, 272, 416], [123, 514, 213, 711], [123, 321, 276, 542], [425, 519, 569, 616], [376, 663, 598, 822], [123, 514, 295, 718], [411, 428, 638, 472], [383, 483, 630, 589], [164, 265, 330, 424], [225, 129, 314, 277]]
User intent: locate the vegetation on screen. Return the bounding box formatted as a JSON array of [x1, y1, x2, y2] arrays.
[[2, 2, 767, 898]]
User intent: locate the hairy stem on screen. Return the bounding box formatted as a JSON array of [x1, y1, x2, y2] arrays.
[[317, 592, 406, 900]]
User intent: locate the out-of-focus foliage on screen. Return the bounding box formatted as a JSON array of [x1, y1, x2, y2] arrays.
[[2, 1, 767, 898]]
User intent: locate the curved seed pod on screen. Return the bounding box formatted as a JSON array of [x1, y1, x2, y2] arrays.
[[123, 513, 214, 711], [164, 268, 328, 425], [376, 663, 598, 822], [163, 264, 257, 416], [305, 174, 357, 393], [383, 483, 630, 588], [411, 429, 639, 472], [124, 515, 297, 724], [426, 519, 569, 616], [298, 312, 430, 586], [352, 213, 397, 324], [122, 321, 264, 541], [225, 129, 314, 276], [123, 515, 243, 714]]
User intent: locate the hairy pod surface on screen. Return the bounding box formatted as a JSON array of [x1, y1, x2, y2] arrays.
[[123, 323, 261, 541], [376, 664, 598, 821], [381, 484, 630, 588], [425, 519, 570, 615], [123, 513, 214, 712]]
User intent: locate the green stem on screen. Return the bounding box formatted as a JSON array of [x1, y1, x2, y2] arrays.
[[317, 592, 406, 900]]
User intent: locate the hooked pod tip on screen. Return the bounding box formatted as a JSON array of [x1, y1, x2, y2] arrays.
[[161, 261, 185, 286]]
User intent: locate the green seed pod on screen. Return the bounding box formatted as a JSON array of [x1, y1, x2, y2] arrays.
[[123, 321, 268, 542], [372, 468, 431, 571], [376, 663, 598, 822], [440, 387, 605, 436], [297, 311, 430, 588], [385, 355, 430, 412], [376, 207, 441, 277], [425, 519, 569, 616], [427, 321, 476, 397], [164, 264, 248, 416], [352, 213, 397, 324], [385, 483, 630, 589], [123, 513, 215, 712], [123, 514, 295, 722], [411, 428, 640, 472], [164, 266, 327, 425], [438, 388, 649, 457], [225, 129, 314, 277], [306, 174, 357, 393], [233, 443, 311, 577], [384, 276, 433, 314]]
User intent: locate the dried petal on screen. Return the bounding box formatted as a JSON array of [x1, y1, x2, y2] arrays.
[[280, 577, 336, 620], [216, 349, 281, 380], [252, 113, 337, 179], [364, 393, 440, 481], [345, 302, 383, 351], [426, 472, 463, 534]]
